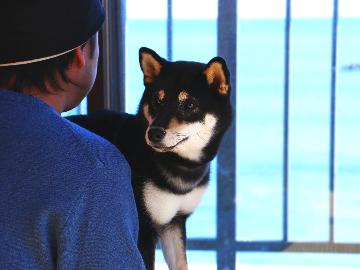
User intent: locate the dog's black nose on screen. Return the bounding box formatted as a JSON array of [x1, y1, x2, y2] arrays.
[[148, 127, 166, 143]]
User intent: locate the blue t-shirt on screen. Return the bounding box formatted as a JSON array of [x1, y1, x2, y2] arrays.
[[0, 89, 145, 269]]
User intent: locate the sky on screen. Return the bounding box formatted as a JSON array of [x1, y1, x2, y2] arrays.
[[127, 0, 360, 19]]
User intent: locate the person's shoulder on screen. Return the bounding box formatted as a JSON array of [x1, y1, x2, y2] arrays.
[[49, 117, 133, 218], [61, 116, 130, 172]]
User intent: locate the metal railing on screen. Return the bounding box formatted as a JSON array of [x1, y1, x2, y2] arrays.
[[102, 0, 360, 269], [183, 0, 360, 269]]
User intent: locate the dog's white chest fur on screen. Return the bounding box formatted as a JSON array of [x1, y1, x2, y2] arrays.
[[143, 181, 208, 225]]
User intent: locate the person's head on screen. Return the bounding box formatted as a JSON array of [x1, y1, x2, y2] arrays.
[[0, 0, 105, 113], [0, 33, 100, 112]]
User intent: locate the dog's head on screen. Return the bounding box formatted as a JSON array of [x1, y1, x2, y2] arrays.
[[138, 47, 232, 162]]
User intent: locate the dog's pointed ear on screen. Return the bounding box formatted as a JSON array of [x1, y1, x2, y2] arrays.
[[204, 57, 230, 96], [139, 47, 165, 85]]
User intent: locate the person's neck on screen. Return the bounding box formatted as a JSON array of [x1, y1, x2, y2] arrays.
[[24, 86, 67, 114], [33, 92, 66, 114]]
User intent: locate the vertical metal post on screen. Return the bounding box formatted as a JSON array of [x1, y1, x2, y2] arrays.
[[102, 0, 126, 112], [329, 0, 339, 243], [217, 0, 237, 269], [283, 0, 291, 243], [167, 0, 173, 61]]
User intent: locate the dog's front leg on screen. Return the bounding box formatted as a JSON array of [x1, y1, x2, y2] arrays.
[[138, 221, 158, 270], [159, 216, 188, 270]]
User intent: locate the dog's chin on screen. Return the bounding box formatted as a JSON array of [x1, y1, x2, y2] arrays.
[[147, 138, 188, 152], [149, 145, 172, 152]]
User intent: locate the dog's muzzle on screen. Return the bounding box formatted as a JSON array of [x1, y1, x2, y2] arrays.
[[146, 126, 189, 152]]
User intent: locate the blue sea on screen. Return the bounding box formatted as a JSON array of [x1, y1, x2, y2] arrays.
[[77, 18, 360, 267]]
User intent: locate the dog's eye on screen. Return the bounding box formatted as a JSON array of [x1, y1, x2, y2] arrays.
[[181, 99, 199, 114], [152, 94, 164, 107], [185, 102, 194, 110]]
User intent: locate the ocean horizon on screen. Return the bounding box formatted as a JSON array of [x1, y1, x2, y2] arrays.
[[66, 17, 360, 267]]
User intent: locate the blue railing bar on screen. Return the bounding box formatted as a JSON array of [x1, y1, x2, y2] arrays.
[[186, 239, 360, 253], [167, 0, 173, 61], [329, 0, 339, 243], [283, 0, 291, 243], [102, 0, 126, 112], [187, 240, 289, 252], [217, 0, 237, 269], [186, 239, 218, 250]]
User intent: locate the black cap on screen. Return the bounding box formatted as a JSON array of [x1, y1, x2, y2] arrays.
[[0, 0, 105, 67]]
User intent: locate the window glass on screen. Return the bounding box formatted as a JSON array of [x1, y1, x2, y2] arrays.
[[336, 0, 360, 243], [236, 0, 285, 240], [125, 0, 167, 114], [288, 0, 333, 242]]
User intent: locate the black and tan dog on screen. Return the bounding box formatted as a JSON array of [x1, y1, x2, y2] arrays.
[[67, 47, 232, 270]]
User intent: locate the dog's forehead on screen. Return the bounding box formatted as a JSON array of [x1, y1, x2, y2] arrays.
[[155, 88, 197, 104], [168, 61, 206, 73], [151, 62, 210, 103], [160, 62, 206, 84], [156, 79, 205, 101]]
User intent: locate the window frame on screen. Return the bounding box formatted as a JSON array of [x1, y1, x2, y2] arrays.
[[91, 0, 360, 269]]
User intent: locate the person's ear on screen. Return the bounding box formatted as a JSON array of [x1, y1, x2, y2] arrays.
[[72, 47, 86, 68]]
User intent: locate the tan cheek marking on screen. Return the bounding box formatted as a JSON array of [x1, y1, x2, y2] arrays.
[[158, 90, 165, 101], [143, 104, 154, 124], [168, 118, 183, 129], [178, 91, 189, 102]]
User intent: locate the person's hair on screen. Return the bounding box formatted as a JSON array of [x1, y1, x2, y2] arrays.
[[0, 34, 97, 93]]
